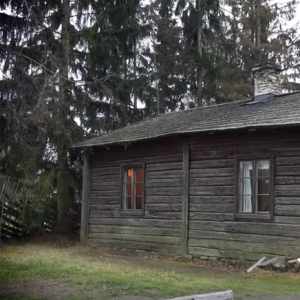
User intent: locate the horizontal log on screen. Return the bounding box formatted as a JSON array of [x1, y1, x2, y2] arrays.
[[275, 185, 300, 197], [190, 168, 234, 178], [90, 184, 120, 191], [90, 196, 120, 205], [90, 204, 119, 211], [275, 190, 300, 197], [275, 176, 300, 185], [146, 170, 182, 179], [274, 216, 300, 224], [145, 204, 182, 212], [189, 186, 233, 196], [191, 148, 273, 161], [89, 233, 180, 245], [190, 159, 233, 169], [90, 180, 119, 187], [146, 187, 182, 196], [89, 175, 120, 182], [188, 230, 300, 246], [89, 225, 181, 237], [187, 246, 222, 258], [146, 162, 182, 172], [276, 185, 300, 192], [275, 205, 300, 216], [145, 196, 182, 204], [190, 177, 234, 187], [190, 129, 297, 141], [275, 197, 300, 205], [89, 190, 119, 197], [189, 213, 234, 221], [89, 218, 181, 228], [91, 167, 120, 176], [93, 154, 183, 166], [276, 166, 300, 176], [191, 146, 300, 161], [145, 211, 181, 220], [188, 238, 300, 256], [190, 136, 300, 152], [145, 179, 182, 188], [189, 221, 300, 238], [89, 239, 181, 254], [190, 196, 234, 205], [189, 204, 233, 213], [276, 157, 300, 166], [188, 246, 274, 262], [90, 211, 120, 218]]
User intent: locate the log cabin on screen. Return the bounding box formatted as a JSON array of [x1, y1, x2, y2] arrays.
[[74, 62, 300, 261]]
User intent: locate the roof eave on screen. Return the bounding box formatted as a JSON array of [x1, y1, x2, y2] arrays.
[[71, 122, 300, 149]]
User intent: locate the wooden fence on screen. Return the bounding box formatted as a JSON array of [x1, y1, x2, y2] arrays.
[[0, 176, 29, 240], [0, 175, 81, 242]]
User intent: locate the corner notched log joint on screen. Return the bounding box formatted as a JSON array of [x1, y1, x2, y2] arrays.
[[181, 140, 190, 255], [81, 148, 91, 245]]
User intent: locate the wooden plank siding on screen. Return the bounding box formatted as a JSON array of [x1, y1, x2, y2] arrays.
[[88, 137, 183, 254], [188, 128, 300, 261], [86, 127, 300, 260]]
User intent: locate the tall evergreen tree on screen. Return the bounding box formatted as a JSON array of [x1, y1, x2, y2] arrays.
[[225, 0, 300, 97], [176, 0, 227, 106]]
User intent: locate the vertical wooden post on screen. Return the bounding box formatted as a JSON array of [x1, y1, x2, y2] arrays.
[[181, 140, 190, 255], [80, 148, 91, 246]]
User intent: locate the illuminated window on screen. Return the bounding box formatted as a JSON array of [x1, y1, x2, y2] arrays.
[[121, 165, 144, 213]]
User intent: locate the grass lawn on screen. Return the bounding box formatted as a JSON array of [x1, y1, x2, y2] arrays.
[[0, 242, 300, 300]]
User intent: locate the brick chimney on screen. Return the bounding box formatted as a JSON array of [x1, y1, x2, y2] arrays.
[[251, 62, 282, 96]]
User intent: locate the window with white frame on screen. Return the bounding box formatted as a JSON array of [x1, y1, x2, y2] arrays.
[[235, 155, 274, 219]]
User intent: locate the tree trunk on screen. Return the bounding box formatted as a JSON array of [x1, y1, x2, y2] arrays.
[[256, 0, 262, 62], [57, 0, 72, 234], [133, 38, 138, 109], [197, 0, 203, 107]]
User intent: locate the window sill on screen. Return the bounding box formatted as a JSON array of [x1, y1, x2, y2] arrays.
[[235, 213, 272, 221], [120, 210, 144, 217]]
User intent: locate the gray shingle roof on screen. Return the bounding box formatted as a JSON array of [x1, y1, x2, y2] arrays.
[[73, 92, 300, 148]]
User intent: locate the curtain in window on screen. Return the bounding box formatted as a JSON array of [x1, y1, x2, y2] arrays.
[[240, 161, 252, 212]]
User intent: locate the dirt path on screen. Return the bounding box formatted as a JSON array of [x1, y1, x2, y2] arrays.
[[0, 280, 74, 300]]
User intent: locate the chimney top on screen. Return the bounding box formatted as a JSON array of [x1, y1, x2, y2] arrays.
[[251, 61, 282, 97]]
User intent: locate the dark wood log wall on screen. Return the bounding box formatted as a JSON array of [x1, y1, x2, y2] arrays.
[[188, 128, 300, 261], [88, 137, 183, 254], [87, 127, 300, 261]]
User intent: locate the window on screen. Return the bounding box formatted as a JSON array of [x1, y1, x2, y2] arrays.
[[235, 154, 274, 220], [121, 165, 145, 215]]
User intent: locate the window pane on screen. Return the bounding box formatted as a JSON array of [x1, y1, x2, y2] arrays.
[[126, 196, 132, 209], [257, 194, 270, 212], [136, 183, 143, 196], [135, 168, 143, 182], [257, 177, 269, 195], [239, 178, 252, 197], [136, 197, 142, 210], [125, 169, 133, 183], [123, 167, 143, 211], [239, 161, 253, 178], [239, 195, 252, 212], [257, 160, 270, 177], [126, 183, 132, 196]]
